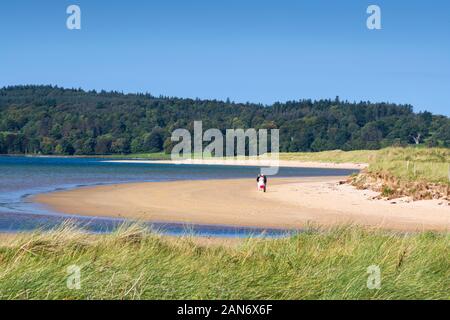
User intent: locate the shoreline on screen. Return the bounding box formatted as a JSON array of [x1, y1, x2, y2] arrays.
[[33, 176, 450, 232], [103, 158, 367, 170], [1, 155, 367, 170]]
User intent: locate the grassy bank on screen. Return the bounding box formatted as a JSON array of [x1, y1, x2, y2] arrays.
[[366, 148, 449, 184], [282, 147, 449, 183], [0, 225, 448, 300], [283, 147, 450, 200]]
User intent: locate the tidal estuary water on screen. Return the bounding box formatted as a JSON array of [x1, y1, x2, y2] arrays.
[[0, 156, 357, 237]]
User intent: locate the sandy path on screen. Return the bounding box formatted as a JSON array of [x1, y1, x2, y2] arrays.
[[33, 177, 450, 232]]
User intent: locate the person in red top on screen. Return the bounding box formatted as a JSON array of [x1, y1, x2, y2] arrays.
[[256, 174, 267, 192]]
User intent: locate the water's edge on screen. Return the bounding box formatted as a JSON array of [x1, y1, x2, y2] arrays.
[[0, 156, 357, 237]]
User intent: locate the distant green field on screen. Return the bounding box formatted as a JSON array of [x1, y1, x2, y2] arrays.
[[0, 224, 448, 300], [103, 152, 171, 160], [103, 152, 217, 160], [280, 149, 377, 164]]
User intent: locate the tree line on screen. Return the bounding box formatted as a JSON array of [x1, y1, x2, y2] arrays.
[[0, 85, 449, 155]]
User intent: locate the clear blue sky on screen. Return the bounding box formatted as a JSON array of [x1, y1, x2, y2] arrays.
[[1, 0, 449, 115]]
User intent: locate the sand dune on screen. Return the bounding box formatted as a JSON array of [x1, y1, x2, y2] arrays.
[[33, 177, 450, 232]]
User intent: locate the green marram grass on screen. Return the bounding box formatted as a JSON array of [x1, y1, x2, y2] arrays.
[[366, 147, 450, 184], [0, 224, 448, 300], [281, 147, 450, 184]]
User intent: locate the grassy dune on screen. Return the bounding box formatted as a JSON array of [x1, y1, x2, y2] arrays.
[[0, 224, 448, 300], [282, 147, 450, 185], [367, 148, 449, 185]]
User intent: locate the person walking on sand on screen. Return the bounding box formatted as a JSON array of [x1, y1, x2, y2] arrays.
[[256, 174, 267, 193]]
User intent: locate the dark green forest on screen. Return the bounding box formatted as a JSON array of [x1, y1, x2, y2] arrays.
[[0, 85, 449, 155]]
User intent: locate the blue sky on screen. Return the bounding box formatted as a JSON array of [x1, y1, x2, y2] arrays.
[[0, 0, 449, 115]]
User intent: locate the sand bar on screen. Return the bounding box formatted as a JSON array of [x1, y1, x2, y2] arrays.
[[33, 177, 450, 232], [104, 159, 367, 170]]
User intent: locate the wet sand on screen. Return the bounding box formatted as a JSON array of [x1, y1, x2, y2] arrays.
[[33, 177, 450, 232]]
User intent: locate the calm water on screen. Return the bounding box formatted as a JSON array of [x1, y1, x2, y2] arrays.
[[0, 156, 357, 237]]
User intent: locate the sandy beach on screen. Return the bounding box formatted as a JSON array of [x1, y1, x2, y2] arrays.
[[33, 176, 450, 232]]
